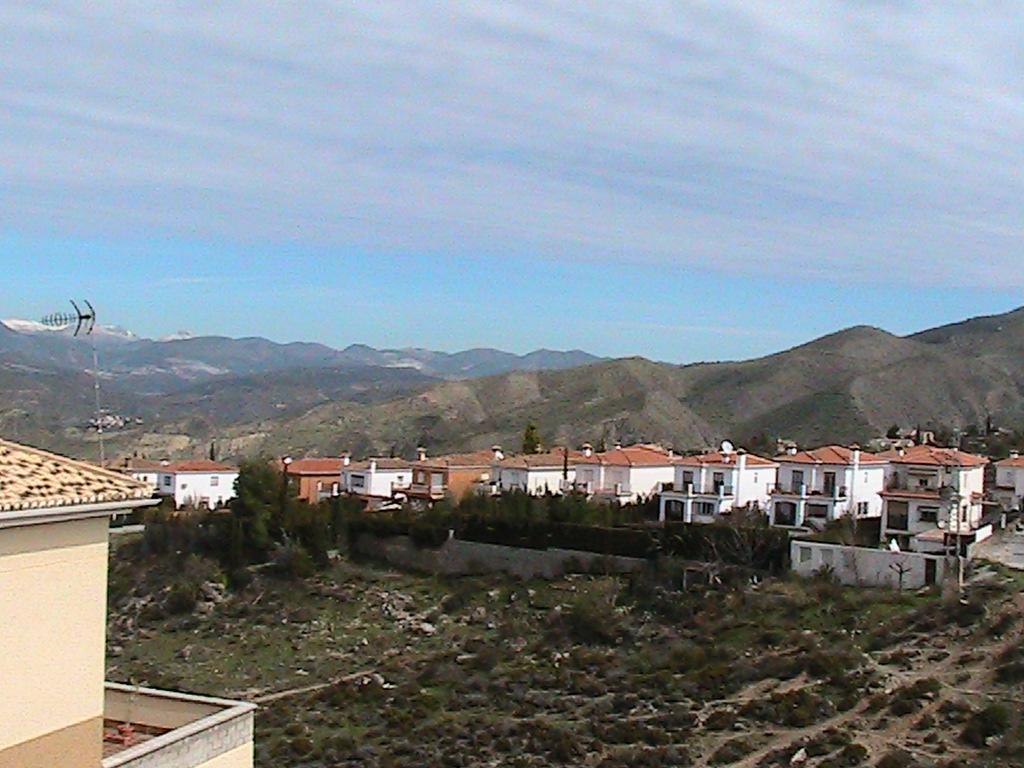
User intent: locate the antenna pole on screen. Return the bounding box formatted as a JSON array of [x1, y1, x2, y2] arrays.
[[91, 334, 106, 466]]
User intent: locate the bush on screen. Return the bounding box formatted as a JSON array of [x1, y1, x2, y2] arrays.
[[270, 544, 316, 580], [961, 703, 1011, 748], [710, 737, 755, 765], [876, 750, 916, 768], [163, 583, 198, 615], [564, 593, 624, 646]]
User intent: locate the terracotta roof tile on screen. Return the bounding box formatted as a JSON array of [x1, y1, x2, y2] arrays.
[[344, 458, 411, 471], [285, 458, 343, 475], [0, 438, 153, 513], [674, 450, 776, 467], [160, 460, 237, 473], [774, 445, 886, 465], [498, 449, 585, 469], [416, 450, 497, 469], [576, 444, 675, 467], [877, 445, 988, 468]]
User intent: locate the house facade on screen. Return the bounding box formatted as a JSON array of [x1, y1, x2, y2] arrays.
[[659, 448, 777, 523], [407, 448, 498, 503], [877, 445, 988, 553], [156, 460, 239, 510], [769, 445, 887, 529], [118, 458, 162, 491], [573, 443, 675, 504], [282, 457, 342, 503], [992, 452, 1024, 511], [493, 449, 582, 495], [342, 456, 412, 500], [0, 438, 255, 768]]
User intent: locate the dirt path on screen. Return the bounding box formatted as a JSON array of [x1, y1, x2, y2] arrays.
[[695, 593, 1024, 768]]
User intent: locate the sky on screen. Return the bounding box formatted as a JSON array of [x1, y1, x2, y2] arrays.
[[2, 2, 1024, 363]]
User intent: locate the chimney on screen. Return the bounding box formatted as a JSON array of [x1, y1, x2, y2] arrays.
[[582, 443, 593, 458], [342, 453, 351, 467], [737, 449, 747, 471], [369, 459, 377, 473], [787, 444, 798, 456], [491, 445, 504, 461], [416, 446, 427, 462], [1011, 451, 1020, 460], [614, 440, 623, 450]]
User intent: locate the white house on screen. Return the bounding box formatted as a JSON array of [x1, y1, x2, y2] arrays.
[[156, 460, 239, 510], [119, 457, 163, 491], [493, 448, 582, 495], [573, 443, 675, 504], [659, 447, 777, 523], [877, 445, 988, 553], [769, 445, 887, 529], [992, 452, 1024, 511], [342, 456, 412, 500]]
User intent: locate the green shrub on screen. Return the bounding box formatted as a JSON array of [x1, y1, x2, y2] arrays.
[[710, 737, 755, 765], [163, 583, 198, 615], [961, 703, 1011, 748]]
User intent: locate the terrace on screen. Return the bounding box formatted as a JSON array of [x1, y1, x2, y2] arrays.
[[102, 683, 254, 768]]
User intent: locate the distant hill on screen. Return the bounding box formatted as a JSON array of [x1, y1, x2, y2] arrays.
[[0, 319, 602, 390], [213, 309, 1024, 460], [6, 307, 1024, 461]]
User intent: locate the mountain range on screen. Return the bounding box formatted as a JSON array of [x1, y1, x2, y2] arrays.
[[3, 307, 1024, 461]]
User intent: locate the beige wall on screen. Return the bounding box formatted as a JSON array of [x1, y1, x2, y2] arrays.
[[198, 743, 254, 768], [0, 516, 110, 766]]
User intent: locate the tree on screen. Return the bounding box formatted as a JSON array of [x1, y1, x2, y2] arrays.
[[522, 422, 541, 454], [208, 441, 217, 461], [886, 424, 901, 440], [229, 459, 293, 560]]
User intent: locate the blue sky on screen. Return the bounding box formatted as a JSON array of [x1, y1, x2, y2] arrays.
[[2, 3, 1023, 362]]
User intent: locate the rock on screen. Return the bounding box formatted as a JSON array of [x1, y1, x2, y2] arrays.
[[790, 747, 808, 766], [418, 622, 437, 636]]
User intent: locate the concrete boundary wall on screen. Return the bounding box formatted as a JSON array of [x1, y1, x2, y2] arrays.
[[354, 533, 646, 579], [791, 540, 954, 589]]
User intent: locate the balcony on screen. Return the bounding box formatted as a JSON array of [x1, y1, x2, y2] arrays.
[[407, 483, 446, 500], [102, 683, 254, 767], [673, 482, 734, 498], [771, 483, 847, 499]]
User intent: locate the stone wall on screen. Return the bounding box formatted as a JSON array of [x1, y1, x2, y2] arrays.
[[354, 533, 646, 579], [791, 539, 954, 589]]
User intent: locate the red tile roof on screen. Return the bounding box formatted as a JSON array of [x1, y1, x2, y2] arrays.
[[345, 458, 411, 471], [775, 445, 886, 466], [576, 444, 675, 467], [675, 450, 776, 467], [498, 449, 585, 470], [417, 450, 497, 469], [160, 460, 236, 473], [995, 455, 1024, 468], [284, 458, 343, 475], [877, 445, 988, 468]]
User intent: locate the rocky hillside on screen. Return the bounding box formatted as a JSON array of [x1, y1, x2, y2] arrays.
[[8, 306, 1024, 460], [226, 312, 1024, 459]]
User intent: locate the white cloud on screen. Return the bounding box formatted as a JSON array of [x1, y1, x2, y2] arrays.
[[2, 1, 1024, 285]]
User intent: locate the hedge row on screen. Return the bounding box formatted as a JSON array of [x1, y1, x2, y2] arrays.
[[349, 513, 790, 571]]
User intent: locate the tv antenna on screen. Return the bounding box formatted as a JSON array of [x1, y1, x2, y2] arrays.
[[41, 299, 96, 337], [40, 300, 106, 465]]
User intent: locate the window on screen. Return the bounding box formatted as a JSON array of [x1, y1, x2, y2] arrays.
[[682, 471, 694, 485], [799, 547, 812, 564], [351, 474, 365, 489], [210, 476, 219, 487], [431, 472, 444, 490], [791, 470, 804, 492], [857, 501, 869, 516], [163, 476, 171, 487], [919, 507, 938, 523]]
